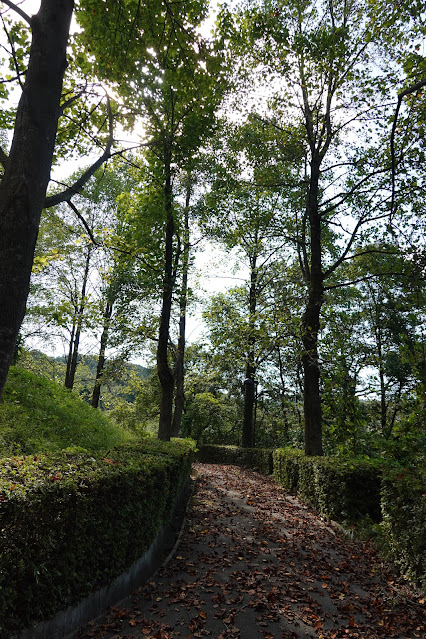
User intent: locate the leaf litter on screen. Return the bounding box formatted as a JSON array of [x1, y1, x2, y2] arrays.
[[75, 463, 425, 639]]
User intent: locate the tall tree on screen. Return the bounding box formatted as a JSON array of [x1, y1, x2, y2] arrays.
[[79, 0, 227, 439], [222, 0, 417, 454], [0, 0, 74, 396]]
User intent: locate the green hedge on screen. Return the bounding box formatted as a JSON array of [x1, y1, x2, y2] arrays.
[[381, 469, 426, 591], [197, 445, 273, 474], [0, 438, 195, 638], [273, 448, 382, 522]]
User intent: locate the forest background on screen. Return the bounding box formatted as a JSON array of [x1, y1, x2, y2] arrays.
[[0, 0, 425, 465]]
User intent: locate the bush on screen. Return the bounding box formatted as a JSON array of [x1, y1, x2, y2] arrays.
[[273, 448, 303, 491], [197, 445, 273, 474], [0, 438, 195, 638], [273, 448, 382, 522], [381, 469, 426, 590]]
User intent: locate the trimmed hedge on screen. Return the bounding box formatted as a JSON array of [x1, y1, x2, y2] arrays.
[[273, 448, 426, 589], [0, 438, 195, 638], [273, 448, 382, 522], [197, 445, 273, 474], [381, 469, 426, 591]]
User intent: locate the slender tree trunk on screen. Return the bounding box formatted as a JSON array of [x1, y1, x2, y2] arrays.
[[301, 159, 324, 456], [277, 348, 290, 443], [171, 184, 191, 437], [0, 0, 74, 397], [65, 243, 91, 389], [157, 152, 175, 441], [376, 327, 388, 435], [91, 299, 113, 409], [241, 255, 257, 447]]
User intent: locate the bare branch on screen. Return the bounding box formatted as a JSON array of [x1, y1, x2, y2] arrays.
[[45, 95, 114, 208], [1, 0, 32, 25], [66, 200, 100, 246], [324, 271, 405, 291], [1, 12, 25, 90]]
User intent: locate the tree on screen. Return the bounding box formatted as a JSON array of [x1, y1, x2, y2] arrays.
[[222, 0, 417, 454], [79, 0, 228, 439], [0, 0, 74, 396], [0, 0, 129, 398]]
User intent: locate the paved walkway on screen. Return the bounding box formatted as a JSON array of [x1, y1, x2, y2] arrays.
[[75, 464, 425, 639]]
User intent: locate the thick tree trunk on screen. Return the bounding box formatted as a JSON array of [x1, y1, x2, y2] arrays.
[[301, 159, 324, 456], [157, 155, 175, 441], [241, 256, 257, 448], [91, 300, 113, 409], [171, 187, 191, 437], [0, 0, 74, 397], [65, 243, 91, 389]]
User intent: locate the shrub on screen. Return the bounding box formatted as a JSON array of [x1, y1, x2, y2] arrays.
[[273, 449, 382, 522], [197, 445, 273, 474], [381, 469, 426, 590], [0, 438, 195, 638], [272, 448, 303, 490]]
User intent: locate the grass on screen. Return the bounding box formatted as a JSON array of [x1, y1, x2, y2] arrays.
[[0, 366, 136, 456]]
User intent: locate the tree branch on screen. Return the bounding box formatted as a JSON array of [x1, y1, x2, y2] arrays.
[[324, 271, 405, 291], [45, 95, 114, 208], [66, 200, 100, 246], [0, 145, 8, 169], [0, 0, 32, 25]]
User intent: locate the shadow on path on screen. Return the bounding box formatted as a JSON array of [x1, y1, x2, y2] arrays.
[[75, 463, 425, 639]]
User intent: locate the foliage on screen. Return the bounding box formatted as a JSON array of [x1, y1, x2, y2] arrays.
[[381, 468, 426, 590], [197, 444, 273, 474], [273, 448, 383, 522], [183, 391, 240, 445], [0, 367, 134, 457], [0, 438, 195, 637]]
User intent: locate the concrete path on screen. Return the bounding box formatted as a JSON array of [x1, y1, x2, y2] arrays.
[[74, 463, 425, 639]]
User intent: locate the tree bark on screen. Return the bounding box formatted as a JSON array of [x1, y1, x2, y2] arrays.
[[301, 158, 324, 456], [91, 299, 113, 409], [65, 243, 92, 389], [0, 0, 74, 397], [157, 151, 175, 441], [241, 254, 257, 447], [171, 184, 191, 437]]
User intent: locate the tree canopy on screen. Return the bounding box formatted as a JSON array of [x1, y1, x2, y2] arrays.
[[0, 0, 425, 461]]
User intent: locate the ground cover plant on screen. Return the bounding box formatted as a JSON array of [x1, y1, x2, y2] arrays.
[[0, 367, 135, 456]]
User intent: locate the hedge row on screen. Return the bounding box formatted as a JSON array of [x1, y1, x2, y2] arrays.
[[273, 448, 382, 522], [197, 445, 273, 475], [0, 439, 195, 638], [381, 469, 426, 591], [273, 448, 425, 589], [198, 444, 425, 589]]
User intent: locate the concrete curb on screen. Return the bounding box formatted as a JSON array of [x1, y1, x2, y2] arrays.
[[18, 478, 194, 639]]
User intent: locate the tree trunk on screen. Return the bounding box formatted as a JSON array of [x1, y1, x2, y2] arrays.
[[91, 299, 113, 409], [277, 348, 290, 443], [301, 158, 324, 456], [0, 0, 74, 397], [157, 152, 175, 441], [171, 184, 191, 437], [241, 255, 257, 447], [65, 243, 92, 389]]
